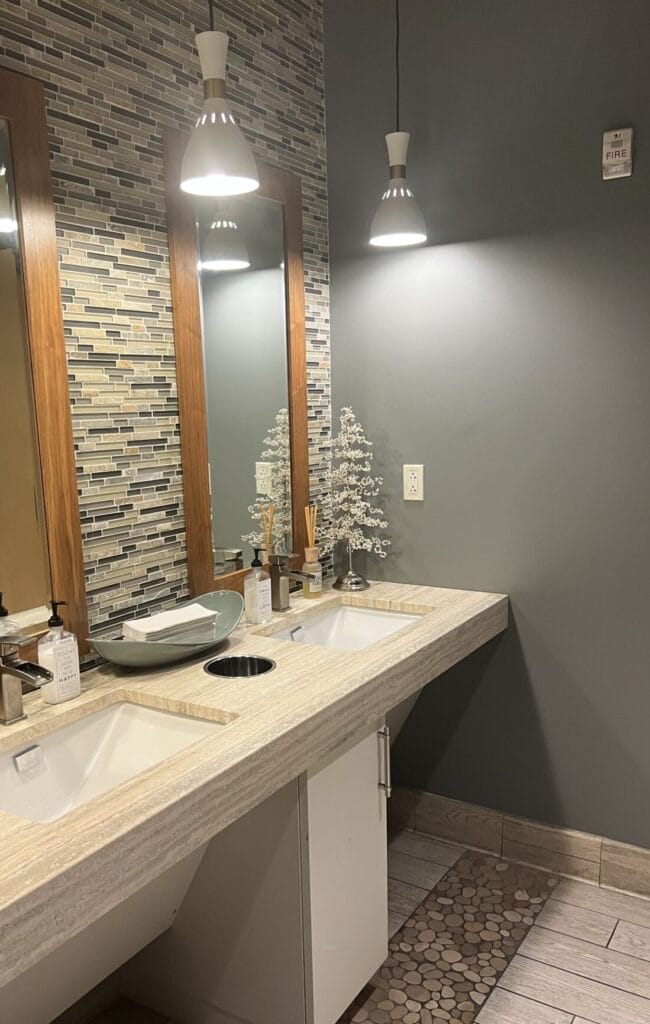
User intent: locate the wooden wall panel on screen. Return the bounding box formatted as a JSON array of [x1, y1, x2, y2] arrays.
[[0, 68, 88, 647]]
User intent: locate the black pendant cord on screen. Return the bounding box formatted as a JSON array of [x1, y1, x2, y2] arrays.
[[209, 0, 215, 31], [395, 0, 400, 132]]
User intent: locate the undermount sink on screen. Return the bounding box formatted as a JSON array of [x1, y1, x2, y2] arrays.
[[271, 605, 422, 652], [0, 702, 219, 823]]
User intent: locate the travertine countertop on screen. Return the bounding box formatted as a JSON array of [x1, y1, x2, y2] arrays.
[[0, 582, 507, 987]]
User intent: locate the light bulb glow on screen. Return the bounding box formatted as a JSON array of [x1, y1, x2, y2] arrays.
[[181, 173, 259, 197], [198, 257, 250, 272], [369, 231, 427, 248]]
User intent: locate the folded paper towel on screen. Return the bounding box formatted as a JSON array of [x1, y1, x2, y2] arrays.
[[123, 603, 219, 643]]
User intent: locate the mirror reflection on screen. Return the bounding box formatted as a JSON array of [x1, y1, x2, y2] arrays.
[[197, 194, 292, 574], [0, 118, 50, 620]]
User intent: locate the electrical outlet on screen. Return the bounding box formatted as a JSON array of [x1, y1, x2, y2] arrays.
[[403, 464, 424, 501], [255, 461, 273, 495]]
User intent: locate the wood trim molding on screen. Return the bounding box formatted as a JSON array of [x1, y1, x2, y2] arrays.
[[163, 130, 214, 597], [391, 786, 650, 898], [0, 68, 88, 648], [163, 129, 310, 596]]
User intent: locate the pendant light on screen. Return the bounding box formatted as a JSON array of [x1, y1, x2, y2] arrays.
[[199, 215, 250, 272], [369, 0, 427, 248], [181, 3, 259, 197], [0, 164, 17, 234]]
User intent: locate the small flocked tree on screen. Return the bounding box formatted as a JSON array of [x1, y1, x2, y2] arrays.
[[327, 407, 390, 578], [242, 408, 292, 553]]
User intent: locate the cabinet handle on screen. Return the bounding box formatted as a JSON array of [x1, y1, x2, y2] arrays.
[[378, 726, 392, 798]]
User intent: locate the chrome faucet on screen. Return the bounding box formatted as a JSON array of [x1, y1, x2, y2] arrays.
[[0, 637, 53, 725], [269, 553, 318, 612]]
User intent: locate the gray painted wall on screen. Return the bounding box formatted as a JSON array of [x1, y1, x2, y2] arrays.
[[325, 0, 650, 846], [202, 267, 288, 554]]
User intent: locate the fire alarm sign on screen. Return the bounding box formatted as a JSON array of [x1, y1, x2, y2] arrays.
[[602, 127, 633, 180]]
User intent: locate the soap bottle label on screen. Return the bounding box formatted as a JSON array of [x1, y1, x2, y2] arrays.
[[246, 579, 271, 624], [53, 637, 80, 698]]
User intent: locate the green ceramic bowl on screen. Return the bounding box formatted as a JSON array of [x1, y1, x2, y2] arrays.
[[88, 591, 244, 669]]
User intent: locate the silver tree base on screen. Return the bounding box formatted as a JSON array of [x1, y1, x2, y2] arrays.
[[332, 569, 370, 592]]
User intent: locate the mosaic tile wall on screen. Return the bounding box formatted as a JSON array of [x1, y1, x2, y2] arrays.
[[0, 0, 330, 635]]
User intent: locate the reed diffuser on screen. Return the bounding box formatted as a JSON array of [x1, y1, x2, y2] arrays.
[[303, 504, 323, 600]]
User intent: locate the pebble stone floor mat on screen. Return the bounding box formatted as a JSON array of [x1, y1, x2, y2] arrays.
[[340, 850, 559, 1024]]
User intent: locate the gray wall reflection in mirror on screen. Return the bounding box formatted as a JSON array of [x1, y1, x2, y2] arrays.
[[197, 194, 292, 575], [0, 119, 50, 619]]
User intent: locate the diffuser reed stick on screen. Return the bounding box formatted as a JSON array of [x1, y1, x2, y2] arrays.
[[305, 503, 318, 548]]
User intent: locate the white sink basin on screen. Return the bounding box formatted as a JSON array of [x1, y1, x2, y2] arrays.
[[0, 702, 219, 823], [271, 605, 422, 652]]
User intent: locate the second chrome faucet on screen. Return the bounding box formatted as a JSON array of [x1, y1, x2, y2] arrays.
[[268, 554, 318, 612]]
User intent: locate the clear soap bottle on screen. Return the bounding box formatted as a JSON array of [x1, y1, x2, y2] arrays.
[[302, 546, 323, 600], [244, 548, 272, 625], [38, 600, 81, 704]]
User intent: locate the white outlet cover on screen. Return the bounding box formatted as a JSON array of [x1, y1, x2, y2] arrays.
[[403, 464, 424, 501], [255, 461, 273, 495]]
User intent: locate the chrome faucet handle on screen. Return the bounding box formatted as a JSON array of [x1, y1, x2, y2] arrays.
[[269, 552, 296, 566]]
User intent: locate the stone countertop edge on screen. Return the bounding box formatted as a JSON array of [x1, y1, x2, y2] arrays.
[[0, 582, 508, 988]]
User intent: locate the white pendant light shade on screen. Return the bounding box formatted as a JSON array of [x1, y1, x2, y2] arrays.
[[0, 165, 17, 234], [369, 132, 427, 248], [181, 31, 259, 197], [199, 217, 250, 272]]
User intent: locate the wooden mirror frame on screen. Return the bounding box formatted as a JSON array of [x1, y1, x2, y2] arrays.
[[0, 68, 88, 645], [163, 129, 310, 596]]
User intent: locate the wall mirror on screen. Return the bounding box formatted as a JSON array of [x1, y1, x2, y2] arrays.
[[0, 68, 87, 643], [164, 129, 309, 595], [0, 120, 50, 618]]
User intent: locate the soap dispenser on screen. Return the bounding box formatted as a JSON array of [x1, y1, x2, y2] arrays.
[[38, 600, 81, 704], [0, 593, 21, 638], [244, 548, 272, 625]]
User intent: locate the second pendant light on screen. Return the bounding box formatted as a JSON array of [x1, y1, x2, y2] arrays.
[[369, 0, 427, 248], [200, 215, 250, 272]]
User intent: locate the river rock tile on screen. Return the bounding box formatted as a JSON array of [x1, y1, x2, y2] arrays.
[[340, 851, 557, 1024]]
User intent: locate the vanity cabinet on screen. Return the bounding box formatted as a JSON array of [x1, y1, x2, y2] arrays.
[[304, 726, 389, 1024], [121, 723, 389, 1024]]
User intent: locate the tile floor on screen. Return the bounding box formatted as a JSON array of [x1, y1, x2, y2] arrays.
[[343, 833, 557, 1023], [382, 830, 650, 1024], [85, 829, 650, 1024]]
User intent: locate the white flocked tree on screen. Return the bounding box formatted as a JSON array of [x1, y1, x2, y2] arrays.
[[242, 408, 292, 554], [327, 407, 390, 580]]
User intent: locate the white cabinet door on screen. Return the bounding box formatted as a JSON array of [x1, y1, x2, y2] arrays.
[[304, 724, 389, 1024]]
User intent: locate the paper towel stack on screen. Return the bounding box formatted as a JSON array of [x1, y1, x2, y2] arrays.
[[123, 603, 219, 643]]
